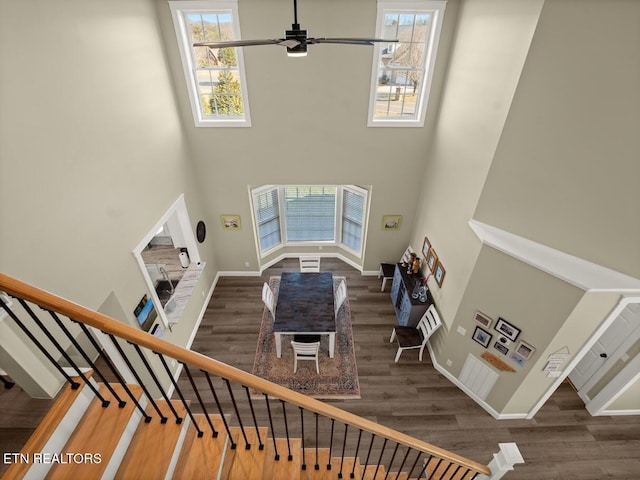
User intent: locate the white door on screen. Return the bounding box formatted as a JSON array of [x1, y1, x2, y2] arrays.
[[569, 303, 640, 391]]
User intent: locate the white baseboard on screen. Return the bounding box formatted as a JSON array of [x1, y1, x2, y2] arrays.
[[427, 344, 529, 420], [599, 409, 640, 416]]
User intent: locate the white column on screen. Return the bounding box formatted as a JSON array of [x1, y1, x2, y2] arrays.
[[476, 443, 524, 480]]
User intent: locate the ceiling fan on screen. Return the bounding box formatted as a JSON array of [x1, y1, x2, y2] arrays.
[[193, 0, 398, 57]]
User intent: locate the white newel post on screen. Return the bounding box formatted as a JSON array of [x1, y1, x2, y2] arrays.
[[476, 443, 524, 480]]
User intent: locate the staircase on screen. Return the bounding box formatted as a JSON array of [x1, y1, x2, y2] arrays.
[[0, 273, 492, 480]]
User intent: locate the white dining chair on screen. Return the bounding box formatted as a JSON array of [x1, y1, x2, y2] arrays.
[[334, 279, 347, 318], [262, 282, 276, 319], [291, 340, 320, 374], [390, 304, 442, 362], [299, 256, 321, 273]]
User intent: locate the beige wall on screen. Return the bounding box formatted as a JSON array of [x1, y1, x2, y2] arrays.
[[157, 0, 441, 272], [409, 0, 544, 324], [473, 0, 640, 278], [608, 376, 640, 412], [0, 0, 216, 351]]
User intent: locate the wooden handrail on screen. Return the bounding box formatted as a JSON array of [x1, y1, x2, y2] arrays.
[[0, 272, 490, 476]]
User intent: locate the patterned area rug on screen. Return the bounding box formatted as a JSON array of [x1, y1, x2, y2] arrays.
[[251, 276, 360, 399]]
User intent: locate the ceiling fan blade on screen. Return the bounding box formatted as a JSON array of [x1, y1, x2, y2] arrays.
[[193, 39, 286, 48], [308, 38, 398, 45]]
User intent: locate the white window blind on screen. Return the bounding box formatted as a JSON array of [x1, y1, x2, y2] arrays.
[[341, 187, 366, 252], [253, 187, 281, 252], [284, 186, 337, 241]]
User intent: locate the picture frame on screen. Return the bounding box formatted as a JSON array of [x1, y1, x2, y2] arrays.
[[510, 352, 526, 367], [422, 236, 432, 259], [382, 215, 402, 230], [434, 260, 446, 286], [494, 317, 520, 342], [474, 310, 493, 329], [515, 340, 536, 360], [427, 249, 438, 273], [472, 326, 492, 348], [494, 342, 509, 356], [221, 214, 241, 230]]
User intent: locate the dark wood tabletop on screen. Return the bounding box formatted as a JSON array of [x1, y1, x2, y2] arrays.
[[274, 272, 336, 333]]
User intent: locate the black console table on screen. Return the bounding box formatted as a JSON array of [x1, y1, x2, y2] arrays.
[[390, 264, 433, 327]]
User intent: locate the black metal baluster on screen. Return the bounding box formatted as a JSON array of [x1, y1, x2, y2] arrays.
[[450, 465, 465, 479], [130, 344, 174, 424], [383, 443, 399, 480], [203, 372, 236, 449], [264, 394, 279, 460], [48, 312, 126, 407], [243, 387, 264, 450], [361, 435, 376, 480], [406, 451, 424, 480], [327, 418, 335, 470], [75, 322, 142, 410], [373, 438, 388, 480], [314, 413, 320, 470], [394, 446, 412, 479], [184, 365, 218, 438], [350, 429, 363, 479], [281, 401, 293, 461], [224, 379, 250, 449], [0, 298, 80, 390], [421, 456, 441, 479], [156, 354, 204, 434], [300, 407, 306, 470], [470, 471, 480, 480], [108, 335, 156, 422], [20, 300, 104, 401], [439, 461, 455, 479], [338, 424, 348, 478]]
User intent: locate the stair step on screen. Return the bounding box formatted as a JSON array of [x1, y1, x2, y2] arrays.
[[114, 399, 188, 480], [363, 464, 387, 480], [2, 377, 94, 480], [225, 427, 269, 480], [261, 438, 302, 480], [330, 457, 363, 479], [45, 383, 143, 480], [171, 414, 229, 480], [300, 448, 331, 480]]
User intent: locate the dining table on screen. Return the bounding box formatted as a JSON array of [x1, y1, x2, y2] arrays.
[[273, 271, 336, 358]]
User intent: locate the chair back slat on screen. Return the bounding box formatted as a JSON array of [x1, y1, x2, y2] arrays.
[[262, 282, 276, 317], [299, 256, 321, 273], [334, 280, 347, 316]]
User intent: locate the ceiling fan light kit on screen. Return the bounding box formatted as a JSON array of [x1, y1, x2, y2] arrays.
[[193, 0, 397, 57]]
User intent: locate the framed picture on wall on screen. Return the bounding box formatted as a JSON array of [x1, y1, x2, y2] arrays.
[[382, 215, 402, 230], [474, 310, 493, 328], [494, 317, 520, 342], [434, 261, 446, 286], [221, 214, 241, 230], [510, 352, 526, 367], [494, 342, 509, 355], [515, 341, 536, 360], [427, 249, 438, 273], [422, 236, 432, 259], [472, 326, 492, 348]]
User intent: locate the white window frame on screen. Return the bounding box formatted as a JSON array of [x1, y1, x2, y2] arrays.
[[169, 0, 252, 127], [250, 185, 369, 257], [368, 0, 446, 127]]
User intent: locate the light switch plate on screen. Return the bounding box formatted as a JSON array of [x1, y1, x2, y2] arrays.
[[456, 326, 467, 336]]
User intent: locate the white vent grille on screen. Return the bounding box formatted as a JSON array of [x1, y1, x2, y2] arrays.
[[459, 353, 499, 401]]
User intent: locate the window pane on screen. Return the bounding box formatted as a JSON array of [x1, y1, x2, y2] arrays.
[[342, 189, 366, 251], [254, 188, 281, 252], [284, 186, 336, 241]]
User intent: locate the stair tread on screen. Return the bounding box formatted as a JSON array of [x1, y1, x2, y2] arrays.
[[330, 456, 363, 479], [300, 448, 331, 480], [262, 438, 302, 480], [114, 399, 187, 480], [226, 427, 269, 480], [2, 377, 91, 480], [171, 414, 229, 480], [46, 383, 143, 480]]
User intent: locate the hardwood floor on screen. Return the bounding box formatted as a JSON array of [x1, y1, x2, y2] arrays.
[[192, 258, 640, 480], [1, 257, 639, 479]]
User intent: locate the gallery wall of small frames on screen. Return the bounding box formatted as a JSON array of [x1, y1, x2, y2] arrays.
[[422, 236, 446, 287], [472, 310, 536, 370]]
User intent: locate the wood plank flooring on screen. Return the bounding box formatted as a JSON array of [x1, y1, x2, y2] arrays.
[[1, 258, 639, 479], [189, 258, 640, 480]]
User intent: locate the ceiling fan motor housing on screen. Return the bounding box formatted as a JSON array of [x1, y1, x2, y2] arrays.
[[285, 24, 308, 55]]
